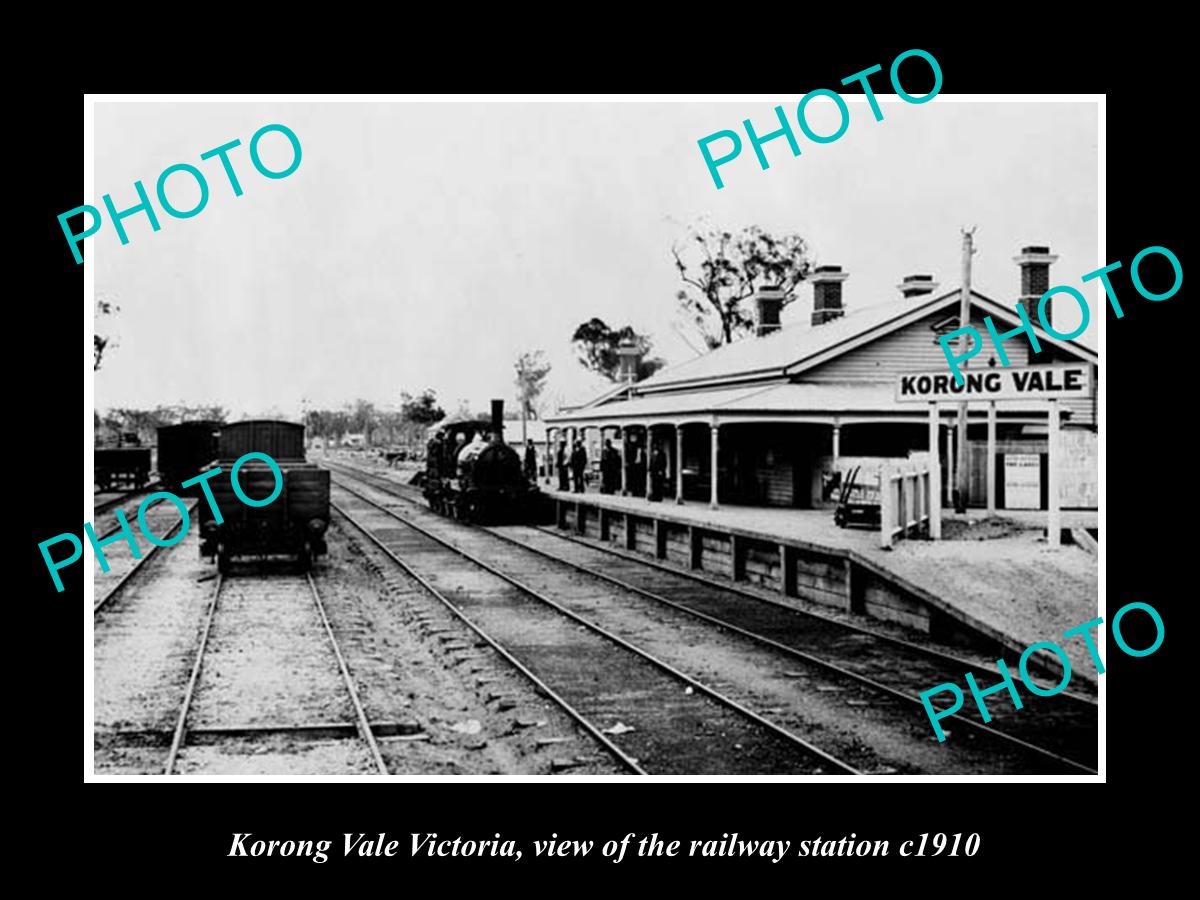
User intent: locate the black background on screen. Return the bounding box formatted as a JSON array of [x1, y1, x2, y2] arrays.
[[25, 22, 1185, 886]]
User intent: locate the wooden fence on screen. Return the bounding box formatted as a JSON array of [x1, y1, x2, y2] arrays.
[[879, 461, 935, 548]]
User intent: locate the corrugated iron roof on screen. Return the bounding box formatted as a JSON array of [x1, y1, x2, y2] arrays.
[[547, 378, 1054, 424], [614, 287, 1098, 396]]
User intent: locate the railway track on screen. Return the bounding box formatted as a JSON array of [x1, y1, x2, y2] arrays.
[[332, 482, 862, 775], [94, 483, 160, 519], [327, 461, 1098, 774], [162, 572, 387, 775], [93, 498, 196, 614]]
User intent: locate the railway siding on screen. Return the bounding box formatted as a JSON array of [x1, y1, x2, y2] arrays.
[[332, 482, 859, 775], [173, 573, 378, 775], [328, 461, 1096, 774], [94, 526, 216, 774]]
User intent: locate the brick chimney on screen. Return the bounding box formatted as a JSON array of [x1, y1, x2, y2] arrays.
[[616, 337, 644, 383], [1014, 245, 1058, 326], [754, 286, 785, 336], [897, 273, 939, 299], [810, 266, 849, 326]]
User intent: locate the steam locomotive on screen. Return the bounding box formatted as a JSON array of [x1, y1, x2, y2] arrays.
[[423, 399, 549, 525]]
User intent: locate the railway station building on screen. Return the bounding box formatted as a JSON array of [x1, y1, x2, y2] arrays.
[[546, 248, 1098, 513]]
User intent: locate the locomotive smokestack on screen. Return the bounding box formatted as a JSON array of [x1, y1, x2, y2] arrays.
[[490, 399, 504, 441]]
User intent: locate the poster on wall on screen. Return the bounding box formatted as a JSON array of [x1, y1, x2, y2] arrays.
[[1004, 453, 1042, 509], [1059, 430, 1099, 507]]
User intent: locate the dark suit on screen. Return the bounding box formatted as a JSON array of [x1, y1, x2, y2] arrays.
[[556, 446, 569, 490], [570, 447, 587, 493]]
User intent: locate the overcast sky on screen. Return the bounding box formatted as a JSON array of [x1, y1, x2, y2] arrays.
[[93, 98, 1098, 420]]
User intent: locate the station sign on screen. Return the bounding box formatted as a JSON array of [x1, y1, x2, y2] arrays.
[[895, 363, 1093, 403]]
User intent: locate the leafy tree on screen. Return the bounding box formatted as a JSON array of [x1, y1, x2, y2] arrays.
[[110, 407, 170, 444], [571, 318, 666, 382], [514, 351, 552, 421], [400, 389, 446, 426], [349, 399, 377, 443], [179, 404, 227, 423], [671, 221, 814, 347]]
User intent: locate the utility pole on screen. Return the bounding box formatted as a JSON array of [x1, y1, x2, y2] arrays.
[[955, 227, 977, 513], [517, 359, 529, 446]]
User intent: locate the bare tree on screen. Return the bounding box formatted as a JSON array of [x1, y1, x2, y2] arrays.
[[514, 351, 553, 440], [94, 294, 120, 371], [672, 220, 814, 347]]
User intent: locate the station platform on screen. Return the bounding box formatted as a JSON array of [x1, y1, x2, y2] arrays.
[[542, 483, 1099, 684]]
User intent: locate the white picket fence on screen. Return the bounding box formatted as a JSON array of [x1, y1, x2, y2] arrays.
[[879, 461, 938, 548]]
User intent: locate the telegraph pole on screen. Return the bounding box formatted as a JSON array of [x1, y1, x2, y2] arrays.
[[955, 227, 976, 513]]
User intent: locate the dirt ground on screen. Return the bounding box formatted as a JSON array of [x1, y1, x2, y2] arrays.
[[321, 515, 627, 775], [95, 496, 626, 775], [871, 527, 1099, 684], [334, 470, 1070, 774]]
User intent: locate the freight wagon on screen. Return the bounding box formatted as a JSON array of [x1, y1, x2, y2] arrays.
[[156, 421, 220, 490], [198, 420, 330, 572], [95, 433, 151, 491]]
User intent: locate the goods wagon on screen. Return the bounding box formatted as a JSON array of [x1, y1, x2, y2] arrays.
[[198, 420, 330, 571], [95, 432, 151, 491], [156, 421, 220, 489]]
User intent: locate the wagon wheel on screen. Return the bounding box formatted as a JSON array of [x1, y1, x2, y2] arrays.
[[217, 548, 230, 575], [299, 544, 313, 572]]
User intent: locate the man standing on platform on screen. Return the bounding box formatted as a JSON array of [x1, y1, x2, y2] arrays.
[[570, 440, 588, 493], [556, 440, 569, 491], [627, 434, 646, 496], [600, 439, 620, 494], [523, 440, 538, 483], [648, 443, 667, 502]]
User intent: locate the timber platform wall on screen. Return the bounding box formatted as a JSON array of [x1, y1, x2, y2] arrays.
[[552, 496, 1028, 663]]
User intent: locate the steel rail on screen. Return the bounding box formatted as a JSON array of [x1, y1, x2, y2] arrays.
[[93, 511, 192, 615], [164, 574, 224, 775], [333, 481, 862, 776], [484, 524, 1097, 775], [306, 572, 389, 775], [328, 462, 1095, 775], [324, 458, 1098, 708], [533, 523, 1099, 707], [332, 501, 648, 776], [94, 482, 162, 519]]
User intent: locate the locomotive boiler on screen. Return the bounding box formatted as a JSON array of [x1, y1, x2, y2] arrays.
[[423, 399, 548, 524]]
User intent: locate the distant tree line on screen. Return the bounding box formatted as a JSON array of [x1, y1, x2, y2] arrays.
[[306, 390, 446, 448], [95, 404, 229, 445]]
